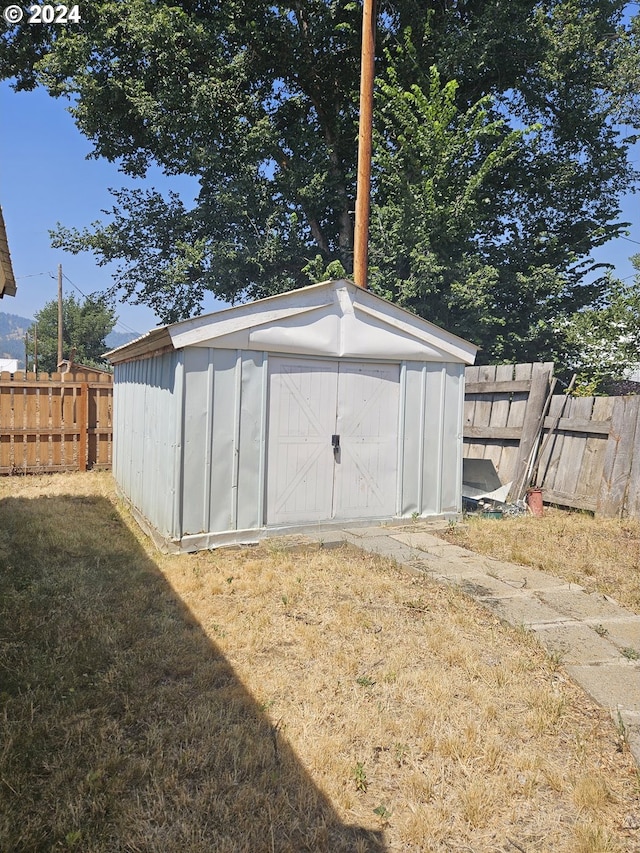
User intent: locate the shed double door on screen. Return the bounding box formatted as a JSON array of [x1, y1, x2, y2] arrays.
[[266, 357, 400, 525]]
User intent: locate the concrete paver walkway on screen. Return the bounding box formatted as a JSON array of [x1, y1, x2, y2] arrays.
[[307, 522, 640, 766]]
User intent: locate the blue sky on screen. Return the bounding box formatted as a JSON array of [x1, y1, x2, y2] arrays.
[[1, 80, 638, 337], [0, 83, 227, 336]]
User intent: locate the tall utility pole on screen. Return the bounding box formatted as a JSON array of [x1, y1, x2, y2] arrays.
[[57, 263, 63, 366], [353, 0, 376, 290]]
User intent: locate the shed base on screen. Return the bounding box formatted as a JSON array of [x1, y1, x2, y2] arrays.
[[121, 495, 459, 554]]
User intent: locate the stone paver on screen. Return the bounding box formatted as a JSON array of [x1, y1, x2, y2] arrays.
[[565, 663, 640, 714], [456, 573, 532, 599], [533, 622, 624, 665], [596, 618, 640, 655], [536, 588, 632, 621], [482, 594, 572, 627], [478, 561, 574, 591]]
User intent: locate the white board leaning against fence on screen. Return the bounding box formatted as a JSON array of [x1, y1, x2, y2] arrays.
[[106, 279, 478, 552]]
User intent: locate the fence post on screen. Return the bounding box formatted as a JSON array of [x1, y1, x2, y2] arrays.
[[509, 364, 552, 501], [627, 400, 640, 519], [78, 382, 89, 472]]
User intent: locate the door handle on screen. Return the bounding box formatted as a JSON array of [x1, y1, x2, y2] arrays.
[[331, 434, 340, 455]]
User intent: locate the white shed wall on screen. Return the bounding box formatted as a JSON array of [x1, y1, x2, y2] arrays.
[[399, 362, 464, 517], [180, 348, 267, 539], [114, 349, 465, 551], [113, 351, 183, 540]]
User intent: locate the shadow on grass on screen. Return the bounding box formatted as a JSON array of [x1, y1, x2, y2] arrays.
[[0, 493, 385, 853]]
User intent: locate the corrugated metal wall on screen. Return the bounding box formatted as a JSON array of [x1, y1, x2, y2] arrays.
[[113, 351, 183, 539], [400, 362, 464, 517], [180, 348, 266, 538], [115, 349, 465, 549]]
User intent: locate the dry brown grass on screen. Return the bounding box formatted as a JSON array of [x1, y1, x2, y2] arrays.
[[443, 508, 640, 612], [1, 472, 640, 852]]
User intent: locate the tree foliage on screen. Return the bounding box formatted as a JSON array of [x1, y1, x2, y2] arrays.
[[561, 254, 640, 393], [368, 61, 532, 351], [27, 294, 116, 373], [2, 0, 639, 360]]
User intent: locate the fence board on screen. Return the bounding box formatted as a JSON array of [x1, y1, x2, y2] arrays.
[[537, 394, 568, 490], [51, 384, 63, 468], [13, 384, 26, 470], [62, 385, 75, 468], [465, 379, 532, 394], [501, 363, 534, 484], [551, 397, 593, 498], [541, 416, 610, 435], [463, 365, 481, 454], [597, 396, 640, 517], [472, 365, 496, 460], [478, 365, 512, 470], [510, 363, 553, 500], [25, 385, 38, 468], [0, 375, 12, 469], [542, 489, 598, 512], [485, 363, 514, 475], [626, 404, 640, 518], [575, 397, 614, 501], [78, 383, 88, 472]]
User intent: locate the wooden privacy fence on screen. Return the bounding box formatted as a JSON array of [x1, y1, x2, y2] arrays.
[[0, 371, 113, 474], [464, 363, 640, 519]]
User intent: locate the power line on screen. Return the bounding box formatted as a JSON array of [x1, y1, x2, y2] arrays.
[[60, 272, 142, 336], [14, 268, 142, 337], [15, 272, 49, 280]]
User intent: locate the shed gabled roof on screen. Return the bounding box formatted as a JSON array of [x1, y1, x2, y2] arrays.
[[107, 279, 478, 365], [0, 207, 17, 299]]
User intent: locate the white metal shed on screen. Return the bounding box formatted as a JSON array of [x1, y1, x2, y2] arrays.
[[107, 279, 477, 552]]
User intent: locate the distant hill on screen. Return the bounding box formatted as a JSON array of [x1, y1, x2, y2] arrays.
[[0, 311, 31, 366], [0, 313, 138, 368], [105, 330, 138, 349]]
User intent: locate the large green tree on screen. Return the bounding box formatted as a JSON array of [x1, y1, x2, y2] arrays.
[[27, 294, 116, 373], [2, 1, 639, 360]]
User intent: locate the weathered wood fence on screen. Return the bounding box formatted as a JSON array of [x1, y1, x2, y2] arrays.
[[464, 363, 640, 519], [0, 371, 113, 474]]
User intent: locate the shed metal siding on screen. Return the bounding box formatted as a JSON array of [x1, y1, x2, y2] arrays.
[[400, 362, 464, 517], [181, 348, 214, 536], [208, 350, 240, 533], [179, 349, 267, 537], [180, 348, 236, 535], [421, 365, 447, 515], [440, 364, 465, 513], [400, 364, 424, 516], [113, 351, 183, 539], [237, 352, 267, 531]]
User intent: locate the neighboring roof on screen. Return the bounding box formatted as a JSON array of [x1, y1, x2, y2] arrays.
[[58, 358, 113, 376], [0, 207, 17, 299], [106, 279, 479, 365]]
